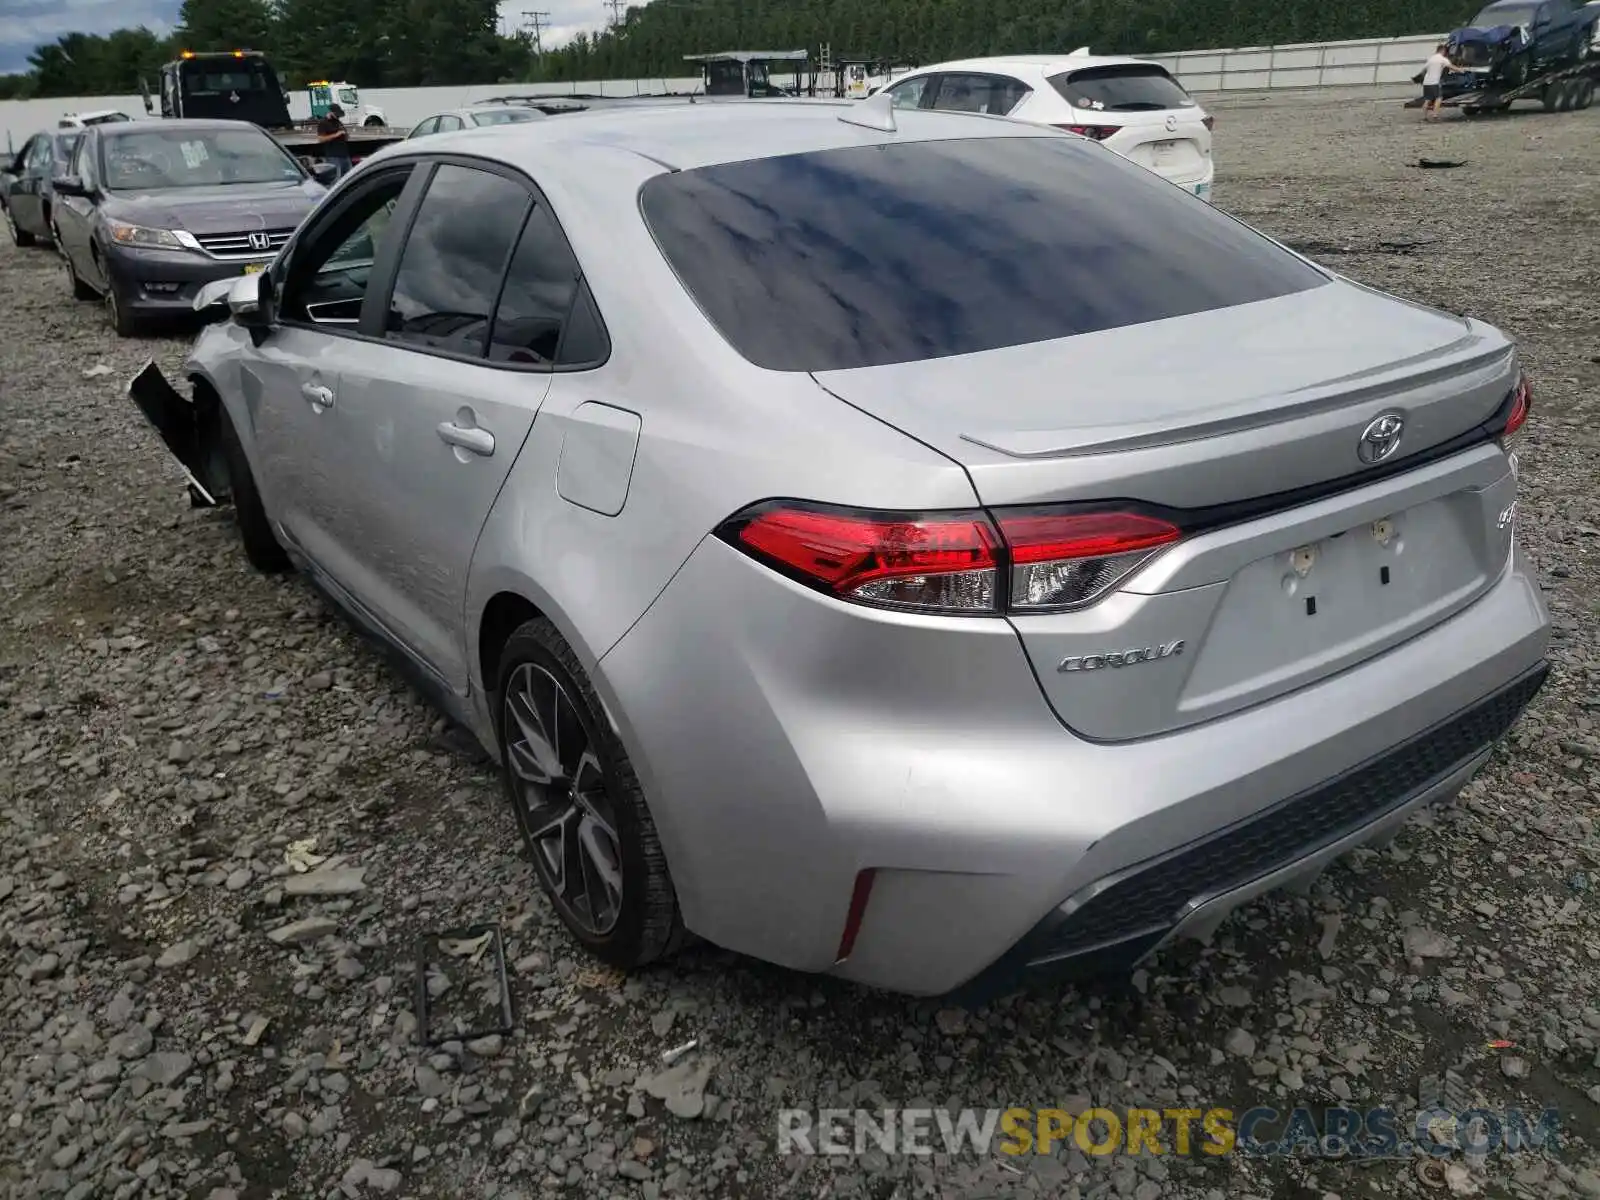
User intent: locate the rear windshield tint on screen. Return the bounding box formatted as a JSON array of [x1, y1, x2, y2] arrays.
[[1050, 64, 1195, 112], [639, 136, 1327, 373]]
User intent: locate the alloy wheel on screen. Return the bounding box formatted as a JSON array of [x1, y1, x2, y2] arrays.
[[502, 661, 624, 936]]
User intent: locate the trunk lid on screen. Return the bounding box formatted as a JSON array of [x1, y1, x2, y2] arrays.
[[810, 279, 1522, 740]]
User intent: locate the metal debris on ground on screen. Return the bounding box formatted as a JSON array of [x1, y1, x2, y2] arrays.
[[414, 924, 513, 1047], [1417, 158, 1466, 168], [661, 1038, 699, 1066]]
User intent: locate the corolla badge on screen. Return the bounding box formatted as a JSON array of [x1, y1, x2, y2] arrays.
[[1058, 640, 1185, 673], [1357, 413, 1405, 464]]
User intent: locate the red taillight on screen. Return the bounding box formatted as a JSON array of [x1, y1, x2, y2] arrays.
[[719, 502, 1182, 615], [1502, 372, 1531, 444], [834, 869, 876, 963], [997, 511, 1182, 612], [728, 503, 1000, 613], [1055, 123, 1118, 141]]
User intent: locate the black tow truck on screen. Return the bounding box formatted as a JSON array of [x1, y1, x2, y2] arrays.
[[140, 50, 408, 165]]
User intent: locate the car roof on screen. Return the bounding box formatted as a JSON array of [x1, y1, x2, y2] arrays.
[[893, 54, 1160, 77], [379, 98, 1052, 175]]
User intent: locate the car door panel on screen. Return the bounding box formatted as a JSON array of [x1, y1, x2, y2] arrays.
[[241, 163, 424, 587], [308, 342, 549, 685], [12, 138, 42, 232], [55, 138, 96, 280]]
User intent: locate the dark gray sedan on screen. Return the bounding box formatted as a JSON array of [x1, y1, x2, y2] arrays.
[[52, 119, 336, 335], [2, 130, 81, 246]]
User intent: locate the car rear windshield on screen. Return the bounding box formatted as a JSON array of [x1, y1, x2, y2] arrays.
[[471, 109, 544, 126], [1049, 64, 1196, 112], [639, 136, 1327, 373], [101, 127, 303, 190]]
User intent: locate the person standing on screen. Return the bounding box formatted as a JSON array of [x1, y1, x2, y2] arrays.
[[1421, 44, 1457, 120], [316, 102, 352, 178]]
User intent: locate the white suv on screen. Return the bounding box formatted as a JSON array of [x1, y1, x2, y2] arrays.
[[880, 53, 1215, 200]]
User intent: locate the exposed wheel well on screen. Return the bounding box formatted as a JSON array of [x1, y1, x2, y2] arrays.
[[479, 591, 544, 705], [187, 375, 233, 497], [363, 115, 384, 126]]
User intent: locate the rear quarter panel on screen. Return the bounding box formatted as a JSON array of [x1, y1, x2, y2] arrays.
[[463, 144, 980, 685]]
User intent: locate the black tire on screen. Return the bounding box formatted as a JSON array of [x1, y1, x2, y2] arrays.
[[217, 400, 291, 573], [363, 115, 383, 126], [1542, 83, 1561, 111], [494, 618, 686, 970], [1578, 79, 1596, 109], [105, 272, 141, 337], [4, 202, 36, 247], [62, 245, 97, 300]]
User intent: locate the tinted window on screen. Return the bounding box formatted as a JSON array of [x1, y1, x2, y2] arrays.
[[471, 108, 543, 126], [1049, 64, 1195, 111], [886, 76, 930, 108], [385, 164, 531, 356], [930, 73, 1032, 115], [1471, 2, 1537, 23], [409, 117, 439, 138], [488, 203, 580, 366], [437, 115, 464, 132], [282, 170, 412, 326], [640, 136, 1327, 373]]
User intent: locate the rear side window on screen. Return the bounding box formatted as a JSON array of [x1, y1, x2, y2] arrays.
[[1050, 64, 1196, 111], [929, 73, 1033, 115], [488, 204, 581, 366], [385, 164, 531, 356], [640, 136, 1327, 373]]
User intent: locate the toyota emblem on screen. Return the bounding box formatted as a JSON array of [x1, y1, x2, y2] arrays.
[[1357, 413, 1405, 464], [1165, 114, 1178, 132], [247, 231, 270, 251]]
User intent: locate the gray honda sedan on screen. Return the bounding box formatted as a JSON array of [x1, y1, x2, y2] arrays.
[[129, 100, 1549, 999], [52, 119, 334, 335]]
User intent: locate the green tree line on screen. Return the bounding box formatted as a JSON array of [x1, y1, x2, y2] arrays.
[[2, 0, 1478, 99]]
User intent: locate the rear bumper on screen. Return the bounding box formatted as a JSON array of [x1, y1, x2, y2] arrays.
[[103, 243, 271, 315], [949, 659, 1545, 1005], [597, 531, 1549, 997]]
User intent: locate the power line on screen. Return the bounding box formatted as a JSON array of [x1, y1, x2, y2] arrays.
[[521, 9, 551, 53], [603, 0, 627, 29]]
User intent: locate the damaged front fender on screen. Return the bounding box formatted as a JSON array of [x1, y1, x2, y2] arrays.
[[127, 360, 230, 509]]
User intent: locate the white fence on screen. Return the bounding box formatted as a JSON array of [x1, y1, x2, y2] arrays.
[[1, 78, 703, 154], [1147, 34, 1442, 92], [1, 32, 1449, 153]]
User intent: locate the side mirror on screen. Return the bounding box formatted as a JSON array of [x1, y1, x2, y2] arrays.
[[193, 277, 235, 314], [310, 160, 339, 186], [227, 271, 274, 330], [52, 175, 88, 198]]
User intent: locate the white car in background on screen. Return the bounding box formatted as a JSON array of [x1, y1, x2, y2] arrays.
[[879, 52, 1215, 200]]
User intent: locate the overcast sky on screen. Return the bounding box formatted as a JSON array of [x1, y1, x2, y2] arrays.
[[0, 0, 611, 75]]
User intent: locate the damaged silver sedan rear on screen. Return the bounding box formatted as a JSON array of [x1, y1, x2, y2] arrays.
[[127, 103, 1549, 1001]]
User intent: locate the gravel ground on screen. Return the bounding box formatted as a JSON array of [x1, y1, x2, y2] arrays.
[[2, 87, 1599, 1200]]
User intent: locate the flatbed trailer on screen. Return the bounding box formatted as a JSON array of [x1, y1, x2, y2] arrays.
[[273, 124, 409, 167], [1404, 58, 1599, 113]]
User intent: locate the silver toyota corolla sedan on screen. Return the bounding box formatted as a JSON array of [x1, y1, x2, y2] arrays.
[[129, 97, 1549, 1000]]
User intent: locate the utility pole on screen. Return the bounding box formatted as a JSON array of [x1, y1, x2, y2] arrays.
[[603, 0, 627, 29], [521, 9, 551, 53]]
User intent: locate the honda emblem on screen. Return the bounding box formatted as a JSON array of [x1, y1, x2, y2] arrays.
[[247, 231, 270, 251]]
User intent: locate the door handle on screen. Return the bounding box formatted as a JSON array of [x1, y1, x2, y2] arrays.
[[437, 422, 494, 457], [300, 382, 334, 407]]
